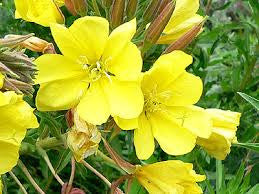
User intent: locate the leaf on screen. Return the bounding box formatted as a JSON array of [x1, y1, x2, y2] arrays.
[[126, 178, 147, 194], [234, 143, 259, 153], [238, 92, 259, 110], [246, 184, 259, 194]]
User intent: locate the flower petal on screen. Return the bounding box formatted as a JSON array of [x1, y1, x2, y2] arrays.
[[102, 18, 136, 62], [105, 78, 144, 119], [36, 77, 88, 111], [134, 113, 155, 160], [50, 23, 87, 61], [158, 14, 204, 44], [141, 51, 193, 95], [35, 54, 83, 84], [0, 140, 19, 174], [164, 0, 200, 33], [160, 72, 203, 106], [149, 111, 196, 155], [114, 116, 138, 130], [166, 105, 212, 138], [106, 42, 142, 81], [77, 80, 110, 125], [69, 16, 109, 63]]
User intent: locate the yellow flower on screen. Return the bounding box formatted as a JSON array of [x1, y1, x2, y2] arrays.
[[197, 109, 241, 160], [158, 0, 204, 44], [135, 160, 205, 194], [14, 0, 65, 27], [67, 110, 101, 162], [0, 91, 39, 174], [35, 16, 143, 125], [0, 73, 4, 89], [115, 51, 212, 160], [0, 179, 2, 194]]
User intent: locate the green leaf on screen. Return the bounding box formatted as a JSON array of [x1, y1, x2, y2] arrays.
[[126, 178, 147, 194], [237, 92, 259, 110], [234, 143, 259, 153], [246, 184, 259, 194]]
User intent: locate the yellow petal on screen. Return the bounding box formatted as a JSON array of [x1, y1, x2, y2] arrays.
[[134, 113, 155, 160], [135, 160, 205, 194], [114, 116, 138, 130], [164, 0, 200, 33], [36, 77, 88, 111], [158, 14, 204, 44], [166, 105, 212, 138], [77, 80, 110, 125], [141, 51, 193, 95], [50, 23, 88, 61], [102, 18, 136, 62], [69, 16, 109, 63], [205, 109, 241, 130], [0, 73, 4, 89], [104, 78, 144, 119], [149, 111, 196, 155], [161, 71, 203, 106], [35, 54, 84, 84], [0, 140, 19, 174], [106, 42, 142, 81], [15, 0, 64, 27], [197, 131, 231, 160]]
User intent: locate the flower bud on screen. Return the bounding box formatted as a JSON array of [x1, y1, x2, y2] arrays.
[[111, 0, 126, 29], [154, 0, 171, 18], [65, 0, 87, 16], [67, 110, 101, 162], [164, 19, 206, 54], [126, 0, 138, 20], [144, 0, 175, 45], [0, 34, 34, 48], [143, 0, 160, 24]]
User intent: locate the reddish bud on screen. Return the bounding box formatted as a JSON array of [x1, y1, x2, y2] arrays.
[[111, 0, 126, 29], [143, 0, 161, 24], [65, 0, 87, 16], [126, 0, 138, 20], [144, 0, 176, 45], [164, 19, 206, 54]]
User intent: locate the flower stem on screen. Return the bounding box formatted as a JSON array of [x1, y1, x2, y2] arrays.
[[36, 145, 65, 185], [18, 160, 45, 194], [81, 160, 111, 187], [9, 171, 28, 194], [65, 157, 76, 194]]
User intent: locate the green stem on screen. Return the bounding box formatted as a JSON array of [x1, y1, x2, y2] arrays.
[[18, 160, 45, 194], [239, 58, 256, 91], [9, 171, 28, 194]]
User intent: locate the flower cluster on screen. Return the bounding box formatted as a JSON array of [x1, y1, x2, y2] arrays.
[[0, 0, 244, 193]]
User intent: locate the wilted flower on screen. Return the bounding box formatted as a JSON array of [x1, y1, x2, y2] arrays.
[[67, 110, 101, 162], [197, 109, 241, 160], [14, 0, 65, 27], [35, 16, 143, 125], [135, 160, 205, 194], [0, 91, 39, 174], [115, 51, 212, 160], [158, 0, 204, 44]]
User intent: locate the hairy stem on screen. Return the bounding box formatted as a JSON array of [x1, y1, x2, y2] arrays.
[[9, 171, 28, 194]]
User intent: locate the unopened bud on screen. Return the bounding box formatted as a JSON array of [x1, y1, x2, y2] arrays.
[[144, 0, 175, 45], [164, 19, 206, 54], [143, 0, 160, 24], [111, 0, 126, 29], [126, 0, 138, 20], [0, 34, 34, 48], [155, 0, 171, 18], [65, 0, 87, 16]]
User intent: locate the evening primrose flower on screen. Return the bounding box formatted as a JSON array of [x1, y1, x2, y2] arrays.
[[0, 91, 39, 174], [35, 16, 143, 125], [115, 51, 212, 160], [67, 110, 101, 162], [135, 160, 205, 194], [157, 0, 204, 44], [197, 109, 241, 160], [14, 0, 65, 27]]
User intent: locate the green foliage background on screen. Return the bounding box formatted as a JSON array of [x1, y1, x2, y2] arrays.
[[0, 0, 258, 193]]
